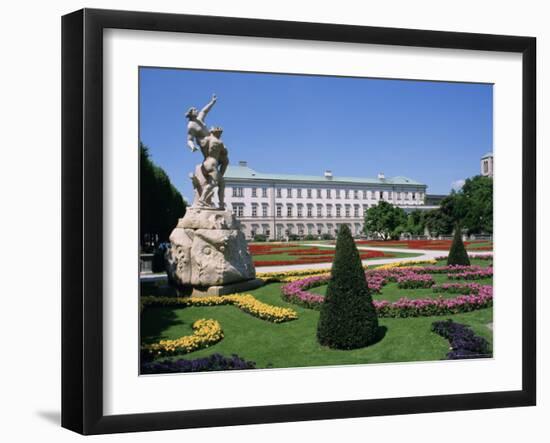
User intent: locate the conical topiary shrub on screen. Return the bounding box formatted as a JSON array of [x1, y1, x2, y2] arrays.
[[317, 225, 379, 349], [447, 224, 471, 266]]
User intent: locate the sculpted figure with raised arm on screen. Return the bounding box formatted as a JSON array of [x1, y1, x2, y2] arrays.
[[185, 94, 229, 209]]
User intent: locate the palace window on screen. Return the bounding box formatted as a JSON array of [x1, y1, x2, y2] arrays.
[[287, 188, 293, 198], [276, 188, 282, 198], [251, 188, 257, 197], [297, 204, 303, 217], [307, 189, 312, 198], [336, 205, 341, 217], [326, 189, 331, 199], [232, 187, 244, 197], [276, 204, 282, 217], [307, 205, 313, 218], [251, 204, 258, 217], [336, 189, 341, 199], [262, 204, 268, 217], [345, 204, 351, 217], [326, 204, 332, 217], [354, 205, 360, 217], [262, 187, 268, 198], [317, 189, 322, 198], [354, 190, 359, 199], [287, 204, 293, 217], [232, 204, 244, 217], [344, 190, 350, 199], [317, 204, 322, 217], [297, 189, 302, 198]]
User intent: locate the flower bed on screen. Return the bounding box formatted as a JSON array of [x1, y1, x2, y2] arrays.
[[281, 265, 493, 317], [448, 267, 493, 280], [431, 319, 492, 359], [257, 268, 333, 283], [412, 264, 487, 274], [281, 275, 329, 308], [374, 289, 492, 317], [435, 254, 493, 261], [354, 239, 492, 251], [256, 259, 438, 283], [142, 318, 224, 357], [396, 273, 434, 289], [142, 294, 298, 323], [254, 250, 388, 266], [432, 283, 485, 294], [141, 353, 256, 373], [249, 242, 394, 266]]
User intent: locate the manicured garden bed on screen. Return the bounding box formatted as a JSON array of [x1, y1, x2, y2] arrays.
[[140, 259, 493, 371], [249, 243, 421, 266], [354, 239, 493, 251]]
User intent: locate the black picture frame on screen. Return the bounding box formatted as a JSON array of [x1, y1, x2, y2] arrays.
[[61, 8, 536, 435]]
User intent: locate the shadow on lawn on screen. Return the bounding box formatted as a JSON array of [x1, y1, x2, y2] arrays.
[[141, 280, 177, 297], [140, 306, 184, 345], [372, 325, 388, 346]]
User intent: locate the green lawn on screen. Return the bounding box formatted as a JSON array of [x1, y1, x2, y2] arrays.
[[141, 260, 492, 369]]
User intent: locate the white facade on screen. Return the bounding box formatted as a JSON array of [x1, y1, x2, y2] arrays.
[[223, 162, 427, 240], [481, 152, 494, 177]]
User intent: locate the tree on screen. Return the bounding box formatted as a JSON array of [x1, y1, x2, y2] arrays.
[[447, 224, 471, 266], [405, 210, 426, 236], [460, 175, 493, 234], [317, 225, 379, 349], [140, 143, 187, 249], [363, 201, 407, 240], [439, 175, 493, 235], [424, 208, 454, 237]]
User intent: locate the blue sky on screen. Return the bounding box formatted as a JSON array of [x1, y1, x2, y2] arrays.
[[139, 67, 493, 202]]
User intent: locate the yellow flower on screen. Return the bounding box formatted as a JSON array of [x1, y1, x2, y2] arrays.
[[141, 293, 298, 323], [142, 318, 223, 356]]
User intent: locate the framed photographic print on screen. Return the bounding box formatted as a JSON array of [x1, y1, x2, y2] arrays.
[[61, 8, 536, 435]]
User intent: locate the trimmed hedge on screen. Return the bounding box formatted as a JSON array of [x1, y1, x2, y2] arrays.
[[447, 226, 471, 266], [317, 225, 379, 349]]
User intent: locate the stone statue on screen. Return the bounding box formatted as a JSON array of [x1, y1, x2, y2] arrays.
[[165, 94, 261, 296], [186, 94, 228, 209]]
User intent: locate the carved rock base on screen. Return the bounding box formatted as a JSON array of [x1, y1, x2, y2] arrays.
[[166, 208, 257, 295], [176, 278, 264, 297]]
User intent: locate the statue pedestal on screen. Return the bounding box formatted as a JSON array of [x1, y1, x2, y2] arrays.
[[182, 278, 264, 297], [166, 207, 260, 296]]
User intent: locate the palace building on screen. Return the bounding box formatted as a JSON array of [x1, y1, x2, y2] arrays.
[[223, 161, 429, 240], [480, 152, 494, 177]]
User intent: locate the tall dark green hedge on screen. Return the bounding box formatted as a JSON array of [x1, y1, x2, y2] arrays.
[[447, 225, 471, 266], [140, 142, 187, 249], [317, 225, 379, 349]]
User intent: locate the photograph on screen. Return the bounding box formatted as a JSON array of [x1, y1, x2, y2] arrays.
[[138, 67, 494, 375]]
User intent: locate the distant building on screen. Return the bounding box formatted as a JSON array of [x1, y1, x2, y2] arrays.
[[425, 194, 447, 206], [481, 152, 494, 177], [223, 161, 428, 240]]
